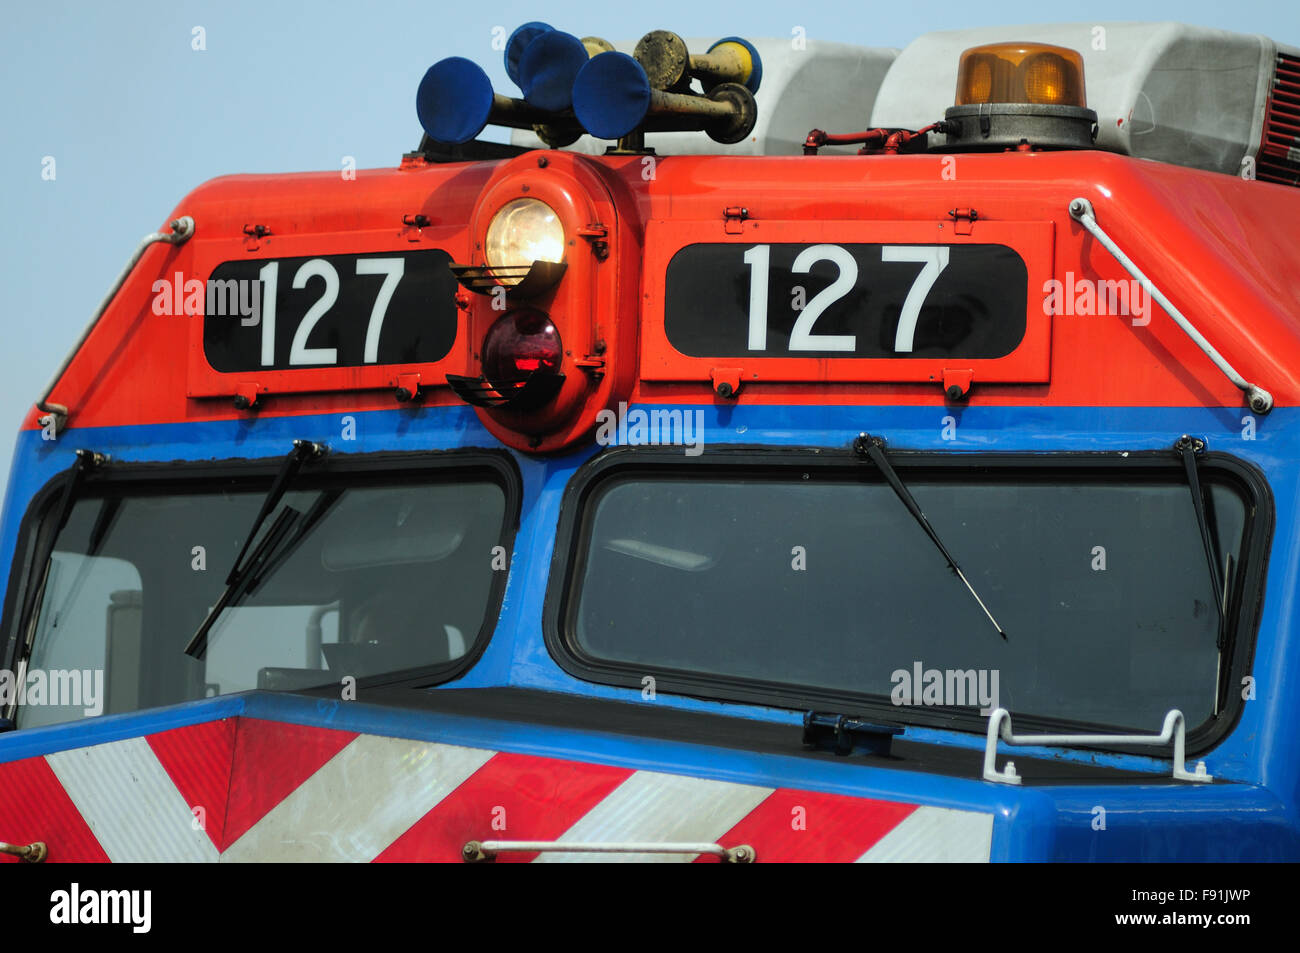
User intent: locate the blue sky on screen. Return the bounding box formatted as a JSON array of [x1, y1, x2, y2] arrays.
[[2, 0, 1296, 480]]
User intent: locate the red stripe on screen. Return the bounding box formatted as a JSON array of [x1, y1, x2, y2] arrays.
[[0, 754, 109, 863], [146, 717, 238, 851], [697, 789, 918, 863], [222, 718, 356, 850], [374, 751, 633, 863]]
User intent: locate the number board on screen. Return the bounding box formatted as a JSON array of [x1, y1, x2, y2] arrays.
[[667, 244, 1025, 358], [202, 250, 457, 372], [641, 219, 1054, 385]]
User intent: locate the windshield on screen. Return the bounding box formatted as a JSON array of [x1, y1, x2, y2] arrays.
[[11, 467, 509, 729], [562, 463, 1254, 732]]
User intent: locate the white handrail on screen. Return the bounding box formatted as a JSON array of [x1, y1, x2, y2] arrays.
[[463, 840, 755, 862], [1067, 197, 1272, 414], [36, 216, 196, 435], [982, 707, 1212, 785]]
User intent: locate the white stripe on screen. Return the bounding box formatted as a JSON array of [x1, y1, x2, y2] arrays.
[[221, 735, 493, 862], [535, 771, 773, 863], [855, 806, 993, 862], [46, 737, 218, 863]]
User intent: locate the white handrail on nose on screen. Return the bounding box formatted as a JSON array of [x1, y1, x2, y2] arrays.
[[463, 840, 755, 862], [1067, 196, 1271, 415], [982, 707, 1213, 785]]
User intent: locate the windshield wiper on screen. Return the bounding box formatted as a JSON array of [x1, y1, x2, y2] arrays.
[[184, 440, 325, 658], [244, 488, 344, 592], [5, 449, 106, 725], [1173, 436, 1228, 663], [854, 433, 1006, 641]]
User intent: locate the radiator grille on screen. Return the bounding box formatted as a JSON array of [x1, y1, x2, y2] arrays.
[[1257, 52, 1300, 186]]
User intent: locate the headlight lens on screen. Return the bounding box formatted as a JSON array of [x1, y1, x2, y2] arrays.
[[485, 198, 565, 271]]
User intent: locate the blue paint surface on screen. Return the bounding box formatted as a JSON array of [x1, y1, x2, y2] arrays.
[[2, 401, 1298, 861]]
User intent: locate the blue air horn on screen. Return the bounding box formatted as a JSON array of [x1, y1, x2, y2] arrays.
[[508, 23, 614, 111], [572, 51, 758, 143], [415, 57, 583, 147], [633, 30, 763, 94]]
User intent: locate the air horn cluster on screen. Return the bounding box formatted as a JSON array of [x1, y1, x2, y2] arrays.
[[416, 23, 762, 148]]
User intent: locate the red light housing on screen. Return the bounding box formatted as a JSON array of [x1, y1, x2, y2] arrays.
[[447, 150, 639, 454]]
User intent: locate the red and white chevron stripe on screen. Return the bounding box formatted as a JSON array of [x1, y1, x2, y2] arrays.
[[0, 717, 993, 863]]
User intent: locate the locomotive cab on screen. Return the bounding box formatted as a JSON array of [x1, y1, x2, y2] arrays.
[[2, 19, 1300, 864]]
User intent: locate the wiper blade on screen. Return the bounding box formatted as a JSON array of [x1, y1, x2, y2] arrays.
[[6, 449, 106, 722], [854, 433, 1007, 641], [1174, 436, 1226, 645], [183, 439, 325, 658], [185, 507, 301, 658], [45, 496, 122, 634], [245, 488, 344, 593], [19, 449, 105, 626], [222, 440, 325, 586]]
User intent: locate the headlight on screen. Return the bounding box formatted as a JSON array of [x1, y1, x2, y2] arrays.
[[485, 198, 565, 271]]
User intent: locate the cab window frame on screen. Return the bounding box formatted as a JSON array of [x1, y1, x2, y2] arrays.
[[543, 445, 1272, 756], [0, 448, 521, 720]]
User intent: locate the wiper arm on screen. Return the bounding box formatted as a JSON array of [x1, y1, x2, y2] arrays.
[[1173, 436, 1226, 646], [854, 433, 1006, 641], [183, 439, 325, 658]]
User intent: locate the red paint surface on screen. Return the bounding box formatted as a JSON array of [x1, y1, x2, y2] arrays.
[[1, 719, 941, 862], [699, 788, 918, 863], [0, 754, 110, 863], [375, 750, 633, 863], [25, 151, 1300, 446], [222, 717, 356, 849], [146, 717, 238, 851]]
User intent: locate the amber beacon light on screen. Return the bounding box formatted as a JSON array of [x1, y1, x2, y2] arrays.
[[956, 42, 1087, 107], [943, 41, 1096, 150]]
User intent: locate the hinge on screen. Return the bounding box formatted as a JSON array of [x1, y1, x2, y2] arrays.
[[402, 214, 432, 243], [573, 355, 606, 379], [242, 224, 271, 250], [723, 206, 750, 235], [232, 382, 264, 411], [710, 367, 743, 398], [948, 207, 978, 236], [802, 711, 903, 757], [942, 368, 974, 401], [392, 373, 423, 403], [577, 223, 609, 260]]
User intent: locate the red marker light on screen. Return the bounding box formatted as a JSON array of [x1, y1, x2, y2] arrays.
[[482, 308, 563, 387]]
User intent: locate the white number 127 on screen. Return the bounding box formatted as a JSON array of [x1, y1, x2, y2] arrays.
[[744, 244, 949, 354]]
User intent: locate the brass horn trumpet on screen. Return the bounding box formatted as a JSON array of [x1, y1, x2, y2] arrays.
[[633, 31, 763, 93]]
